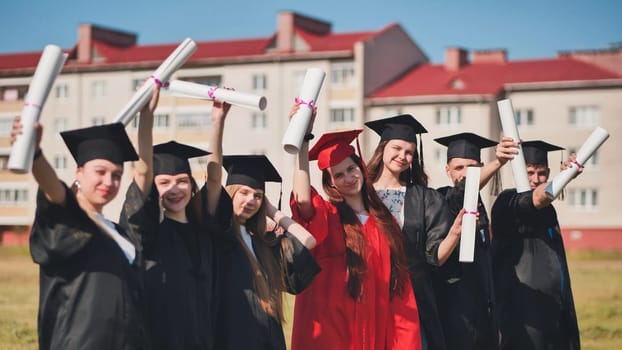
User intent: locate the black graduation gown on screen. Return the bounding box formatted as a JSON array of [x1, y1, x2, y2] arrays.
[[402, 184, 452, 350], [30, 183, 146, 350], [120, 182, 229, 350], [214, 223, 321, 350], [435, 185, 498, 350], [491, 189, 580, 350]]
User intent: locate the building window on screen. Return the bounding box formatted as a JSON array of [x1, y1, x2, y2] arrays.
[[331, 63, 355, 86], [0, 118, 14, 136], [185, 75, 222, 87], [436, 106, 462, 127], [330, 108, 355, 123], [253, 75, 267, 92], [154, 114, 170, 128], [53, 155, 67, 170], [0, 188, 28, 205], [92, 81, 106, 98], [514, 109, 534, 127], [0, 85, 27, 101], [569, 106, 599, 127], [0, 155, 8, 170], [434, 148, 447, 166], [92, 116, 106, 126], [55, 84, 68, 100], [568, 147, 598, 168], [176, 113, 210, 129], [252, 113, 267, 129], [568, 188, 598, 210], [54, 118, 68, 132]]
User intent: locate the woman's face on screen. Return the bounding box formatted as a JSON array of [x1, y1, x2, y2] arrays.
[[76, 159, 124, 209], [232, 185, 264, 223], [382, 139, 416, 176], [327, 157, 363, 198], [154, 173, 192, 214]]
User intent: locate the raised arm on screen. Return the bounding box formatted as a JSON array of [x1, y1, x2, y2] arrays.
[[291, 104, 316, 220], [12, 117, 65, 205], [133, 85, 160, 197], [206, 100, 231, 215], [436, 208, 465, 265], [533, 153, 582, 209], [479, 136, 517, 189]]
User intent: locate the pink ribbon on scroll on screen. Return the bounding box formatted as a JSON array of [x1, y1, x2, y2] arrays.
[[295, 97, 315, 108]]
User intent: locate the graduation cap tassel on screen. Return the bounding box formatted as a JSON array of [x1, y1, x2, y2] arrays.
[[418, 135, 425, 171]]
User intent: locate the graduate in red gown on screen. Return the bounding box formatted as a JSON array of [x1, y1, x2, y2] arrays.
[[289, 105, 421, 350]]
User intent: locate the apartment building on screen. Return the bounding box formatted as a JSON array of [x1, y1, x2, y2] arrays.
[[367, 47, 622, 247], [0, 11, 620, 247]]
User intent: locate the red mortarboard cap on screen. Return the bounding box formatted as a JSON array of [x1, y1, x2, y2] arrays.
[[309, 129, 363, 170]]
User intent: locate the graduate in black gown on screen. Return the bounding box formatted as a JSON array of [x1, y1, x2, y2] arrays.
[[206, 105, 320, 350], [11, 118, 147, 350], [119, 87, 232, 350], [433, 132, 517, 350], [491, 140, 581, 350], [365, 115, 464, 350]]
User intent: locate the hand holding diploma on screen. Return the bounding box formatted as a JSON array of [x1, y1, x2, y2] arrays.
[[165, 80, 267, 111], [459, 166, 481, 263], [113, 38, 197, 126], [282, 68, 326, 154], [8, 45, 67, 173], [545, 127, 609, 199], [497, 99, 530, 192]]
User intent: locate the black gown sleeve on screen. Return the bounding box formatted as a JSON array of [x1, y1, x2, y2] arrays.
[[119, 181, 160, 254], [30, 182, 98, 266], [271, 232, 321, 294], [422, 187, 452, 266]]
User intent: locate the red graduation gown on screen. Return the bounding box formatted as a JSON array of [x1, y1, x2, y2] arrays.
[[290, 188, 421, 350]]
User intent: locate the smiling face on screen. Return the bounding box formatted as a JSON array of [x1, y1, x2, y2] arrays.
[[75, 159, 124, 211], [382, 139, 416, 177], [327, 156, 364, 198], [446, 157, 482, 185], [231, 185, 264, 224], [154, 173, 193, 215]]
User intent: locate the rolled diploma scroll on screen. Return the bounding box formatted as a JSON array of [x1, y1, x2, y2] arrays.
[[113, 38, 197, 126], [497, 99, 530, 193], [166, 80, 267, 111], [282, 68, 326, 154], [8, 45, 67, 173], [545, 127, 610, 199], [459, 166, 481, 263]]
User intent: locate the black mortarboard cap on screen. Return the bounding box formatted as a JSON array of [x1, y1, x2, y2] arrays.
[[60, 123, 138, 166], [522, 140, 564, 165], [364, 114, 428, 143], [223, 155, 282, 191], [153, 141, 210, 176], [434, 132, 498, 162]]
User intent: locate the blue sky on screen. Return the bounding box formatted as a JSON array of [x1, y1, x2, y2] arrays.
[[2, 0, 620, 63]]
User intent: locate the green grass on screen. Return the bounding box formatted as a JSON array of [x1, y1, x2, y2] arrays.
[[0, 246, 620, 349]]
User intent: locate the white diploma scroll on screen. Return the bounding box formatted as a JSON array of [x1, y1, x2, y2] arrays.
[[8, 45, 67, 173], [281, 68, 326, 154], [545, 127, 610, 199], [113, 38, 197, 126], [166, 80, 267, 111], [497, 99, 530, 193], [459, 166, 481, 263]]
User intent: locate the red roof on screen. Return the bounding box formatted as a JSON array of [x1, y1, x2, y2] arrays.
[[0, 27, 379, 72], [370, 57, 622, 99]]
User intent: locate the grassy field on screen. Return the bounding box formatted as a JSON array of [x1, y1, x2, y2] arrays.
[[1, 246, 620, 350]]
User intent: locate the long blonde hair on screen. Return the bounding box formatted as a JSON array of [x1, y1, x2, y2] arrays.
[[225, 184, 288, 323]]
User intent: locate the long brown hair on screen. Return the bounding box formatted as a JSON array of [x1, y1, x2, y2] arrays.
[[367, 140, 428, 186], [225, 184, 288, 323], [322, 154, 409, 300]]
